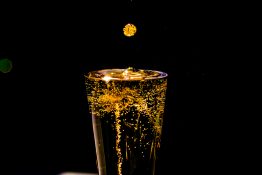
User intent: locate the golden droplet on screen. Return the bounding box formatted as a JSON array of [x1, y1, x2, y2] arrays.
[[123, 23, 137, 37]]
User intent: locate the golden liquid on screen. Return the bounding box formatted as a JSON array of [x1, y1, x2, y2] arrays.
[[85, 68, 167, 175]]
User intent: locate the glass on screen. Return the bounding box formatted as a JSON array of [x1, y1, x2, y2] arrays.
[[84, 67, 168, 175]]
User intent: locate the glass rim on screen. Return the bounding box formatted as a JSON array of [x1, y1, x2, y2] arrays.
[[85, 68, 168, 81]]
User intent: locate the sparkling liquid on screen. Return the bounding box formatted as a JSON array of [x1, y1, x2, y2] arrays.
[[85, 68, 167, 175]]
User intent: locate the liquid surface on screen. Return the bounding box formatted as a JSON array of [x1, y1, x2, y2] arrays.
[[87, 67, 168, 81]]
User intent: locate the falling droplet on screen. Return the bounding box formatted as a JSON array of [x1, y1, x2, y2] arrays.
[[123, 23, 137, 37]]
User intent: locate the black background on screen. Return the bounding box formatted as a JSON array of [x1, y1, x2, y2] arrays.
[[1, 0, 242, 174]]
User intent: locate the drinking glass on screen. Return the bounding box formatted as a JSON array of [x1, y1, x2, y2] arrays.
[[85, 67, 168, 175]]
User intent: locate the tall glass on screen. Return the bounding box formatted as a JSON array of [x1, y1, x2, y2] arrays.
[[85, 67, 168, 175]]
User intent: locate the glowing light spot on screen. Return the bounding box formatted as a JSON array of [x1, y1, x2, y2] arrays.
[[123, 23, 137, 37], [102, 75, 112, 83], [0, 58, 13, 73]]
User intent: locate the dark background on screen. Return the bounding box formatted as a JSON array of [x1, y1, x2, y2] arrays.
[[1, 0, 241, 174]]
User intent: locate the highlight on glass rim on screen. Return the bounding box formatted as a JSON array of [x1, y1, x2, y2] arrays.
[[85, 67, 168, 175]]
